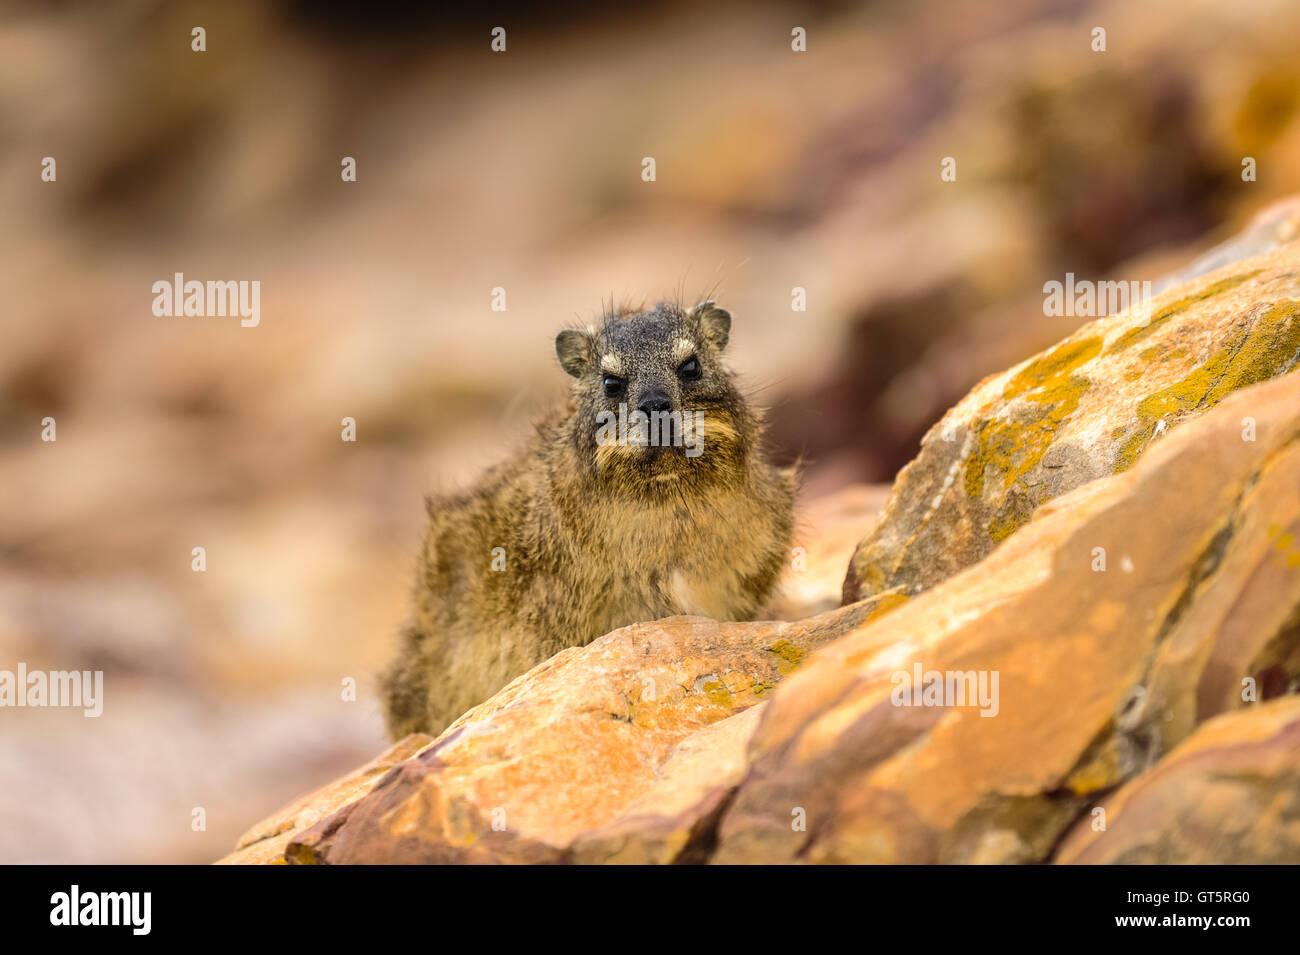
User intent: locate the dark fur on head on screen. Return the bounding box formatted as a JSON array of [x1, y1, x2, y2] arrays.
[[554, 300, 754, 498]]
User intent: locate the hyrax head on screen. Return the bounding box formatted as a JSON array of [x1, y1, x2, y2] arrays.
[[555, 300, 751, 485]]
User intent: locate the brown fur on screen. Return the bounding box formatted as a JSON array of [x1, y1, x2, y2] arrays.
[[379, 300, 797, 738]]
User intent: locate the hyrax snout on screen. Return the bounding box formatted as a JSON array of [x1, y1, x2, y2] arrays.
[[380, 299, 797, 738]]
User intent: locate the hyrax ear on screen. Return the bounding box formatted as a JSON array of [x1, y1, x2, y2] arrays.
[[690, 301, 731, 351], [555, 328, 595, 378]]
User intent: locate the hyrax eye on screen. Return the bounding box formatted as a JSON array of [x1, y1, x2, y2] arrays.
[[603, 375, 626, 397], [678, 356, 702, 381]]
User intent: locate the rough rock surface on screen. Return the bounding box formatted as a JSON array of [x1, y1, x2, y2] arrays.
[[276, 593, 906, 864], [1053, 697, 1300, 864], [843, 244, 1300, 603], [714, 372, 1300, 863], [221, 240, 1300, 865], [217, 732, 431, 865]]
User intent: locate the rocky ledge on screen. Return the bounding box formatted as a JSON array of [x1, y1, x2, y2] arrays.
[[222, 215, 1300, 864]]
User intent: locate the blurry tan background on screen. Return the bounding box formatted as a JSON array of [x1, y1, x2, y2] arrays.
[[2, 0, 1299, 863]]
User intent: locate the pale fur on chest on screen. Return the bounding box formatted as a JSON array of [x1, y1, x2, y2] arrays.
[[579, 484, 775, 623]]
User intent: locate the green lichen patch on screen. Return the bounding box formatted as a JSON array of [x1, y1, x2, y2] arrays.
[[1268, 523, 1300, 569], [1113, 300, 1300, 473], [766, 638, 805, 674], [989, 485, 1041, 543], [1001, 336, 1104, 400], [1105, 270, 1262, 355], [865, 591, 910, 621], [701, 678, 734, 707], [1138, 343, 1190, 363], [1203, 300, 1300, 403], [964, 336, 1102, 507]]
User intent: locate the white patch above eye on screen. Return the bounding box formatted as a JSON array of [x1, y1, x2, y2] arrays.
[[600, 354, 624, 375], [673, 338, 697, 363]]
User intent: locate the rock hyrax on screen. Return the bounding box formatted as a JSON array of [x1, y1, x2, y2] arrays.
[[380, 299, 796, 738]]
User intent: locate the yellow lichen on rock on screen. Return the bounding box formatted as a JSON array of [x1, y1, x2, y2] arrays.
[[1115, 299, 1300, 472], [844, 243, 1300, 603], [1105, 270, 1261, 354]]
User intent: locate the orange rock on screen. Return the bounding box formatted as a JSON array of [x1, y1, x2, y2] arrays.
[[220, 240, 1300, 867], [714, 372, 1300, 863], [844, 243, 1300, 603], [570, 704, 763, 864], [280, 595, 905, 864], [1055, 698, 1300, 863], [215, 733, 431, 865]]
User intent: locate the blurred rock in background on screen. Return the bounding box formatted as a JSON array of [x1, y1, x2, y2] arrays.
[[2, 0, 1300, 862]]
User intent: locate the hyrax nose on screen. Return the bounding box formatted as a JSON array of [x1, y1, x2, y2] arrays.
[[637, 389, 673, 417]]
